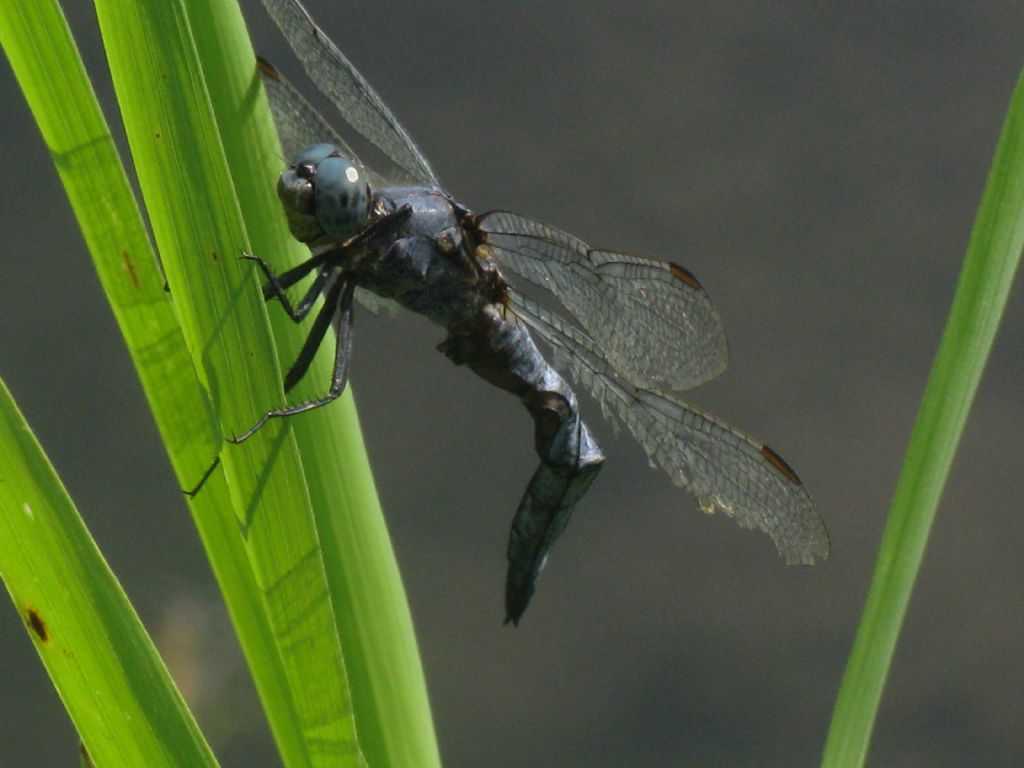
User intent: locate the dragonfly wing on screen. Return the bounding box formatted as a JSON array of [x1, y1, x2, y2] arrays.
[[257, 58, 388, 189], [260, 0, 441, 188], [476, 211, 728, 392], [508, 292, 829, 565]]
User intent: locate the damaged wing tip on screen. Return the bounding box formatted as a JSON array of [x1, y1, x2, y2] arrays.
[[816, 536, 832, 562], [807, 520, 832, 562], [783, 535, 831, 566]]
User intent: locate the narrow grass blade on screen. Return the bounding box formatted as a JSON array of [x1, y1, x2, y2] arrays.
[[0, 1, 343, 765], [91, 0, 367, 764], [0, 377, 219, 768], [821, 67, 1024, 766], [5, 0, 440, 764], [184, 2, 440, 765]]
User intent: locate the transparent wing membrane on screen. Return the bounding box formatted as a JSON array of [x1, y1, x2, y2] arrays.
[[257, 58, 388, 187], [260, 0, 441, 188], [477, 212, 728, 392], [508, 293, 829, 564]]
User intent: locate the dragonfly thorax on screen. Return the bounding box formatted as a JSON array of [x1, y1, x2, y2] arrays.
[[276, 143, 370, 245]]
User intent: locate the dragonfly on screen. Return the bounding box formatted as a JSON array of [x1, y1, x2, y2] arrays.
[[239, 0, 830, 624]]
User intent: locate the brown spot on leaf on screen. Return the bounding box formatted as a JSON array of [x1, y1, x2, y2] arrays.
[[122, 251, 140, 290], [26, 608, 49, 643]]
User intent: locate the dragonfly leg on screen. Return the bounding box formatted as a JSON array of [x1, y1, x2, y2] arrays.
[[228, 279, 356, 444], [182, 456, 221, 497], [242, 251, 333, 322], [282, 274, 344, 392], [288, 267, 333, 321], [184, 269, 345, 493]]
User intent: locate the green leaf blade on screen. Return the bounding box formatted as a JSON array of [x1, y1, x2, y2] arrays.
[[5, 0, 441, 764], [0, 378, 220, 768], [187, 3, 440, 766], [822, 66, 1024, 767], [91, 0, 364, 763], [1, 1, 325, 764]]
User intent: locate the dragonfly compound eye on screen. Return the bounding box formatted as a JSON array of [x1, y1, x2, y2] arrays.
[[276, 166, 323, 244], [291, 142, 340, 168], [314, 155, 369, 240]]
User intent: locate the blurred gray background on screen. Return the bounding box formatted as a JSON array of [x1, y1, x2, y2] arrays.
[[3, 2, 1023, 766]]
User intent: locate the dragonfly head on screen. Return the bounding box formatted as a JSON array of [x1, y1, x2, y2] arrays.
[[277, 143, 371, 244]]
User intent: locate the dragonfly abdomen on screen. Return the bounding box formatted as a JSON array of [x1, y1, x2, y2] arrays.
[[440, 304, 605, 623]]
